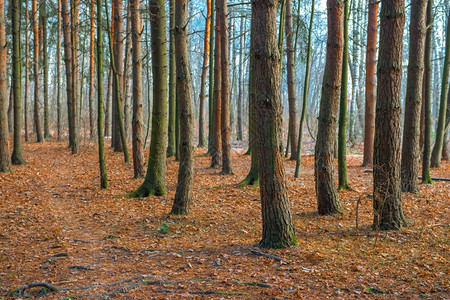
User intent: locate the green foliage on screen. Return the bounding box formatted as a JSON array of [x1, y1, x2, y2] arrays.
[[156, 221, 171, 234]]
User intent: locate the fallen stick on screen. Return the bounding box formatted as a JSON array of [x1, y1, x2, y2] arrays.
[[250, 249, 285, 261], [364, 169, 450, 182], [10, 282, 59, 296]]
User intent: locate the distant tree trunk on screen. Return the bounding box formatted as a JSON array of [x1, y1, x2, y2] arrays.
[[96, 0, 108, 189], [198, 0, 211, 148], [294, 0, 315, 178], [32, 0, 43, 143], [128, 0, 168, 197], [373, 0, 407, 230], [40, 0, 50, 139], [285, 0, 298, 161], [123, 4, 132, 141], [167, 0, 176, 157], [112, 0, 124, 152], [252, 0, 296, 249], [218, 0, 233, 174], [236, 17, 244, 142], [362, 0, 378, 167], [89, 0, 95, 140], [401, 0, 427, 193], [210, 5, 222, 169], [62, 0, 74, 149], [130, 0, 145, 178], [338, 0, 350, 190], [207, 0, 215, 155], [56, 0, 61, 141], [171, 0, 195, 215], [105, 68, 112, 137], [0, 0, 10, 172], [314, 0, 344, 215], [69, 0, 78, 153], [430, 12, 450, 168], [24, 0, 30, 142], [11, 0, 25, 164]]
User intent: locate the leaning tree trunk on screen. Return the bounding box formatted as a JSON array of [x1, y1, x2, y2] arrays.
[[252, 0, 296, 249], [0, 0, 10, 172], [198, 0, 211, 148], [362, 0, 378, 167], [430, 12, 450, 168], [219, 0, 233, 174], [128, 0, 168, 197], [401, 0, 427, 193], [32, 0, 43, 143], [130, 0, 145, 178], [96, 0, 108, 189], [285, 0, 298, 161], [11, 0, 25, 164], [314, 0, 344, 215], [171, 0, 195, 215], [167, 0, 176, 157], [373, 0, 407, 230]]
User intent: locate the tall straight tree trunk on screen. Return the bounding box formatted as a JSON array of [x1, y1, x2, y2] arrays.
[[219, 0, 233, 174], [167, 0, 176, 157], [70, 0, 78, 153], [88, 0, 95, 139], [62, 0, 74, 149], [198, 0, 211, 148], [32, 0, 43, 143], [401, 0, 427, 193], [123, 4, 132, 140], [207, 0, 215, 154], [40, 0, 50, 139], [56, 0, 61, 141], [338, 0, 350, 190], [130, 0, 144, 178], [362, 0, 378, 166], [171, 0, 195, 215], [24, 0, 30, 142], [422, 0, 433, 184], [373, 0, 407, 230], [11, 0, 25, 164], [97, 0, 108, 189], [430, 13, 450, 168], [210, 6, 222, 169], [285, 0, 298, 161], [0, 0, 10, 172], [314, 0, 344, 215], [236, 17, 244, 142], [105, 68, 112, 137], [294, 0, 315, 178], [252, 0, 296, 249], [128, 0, 168, 197], [112, 0, 124, 152]]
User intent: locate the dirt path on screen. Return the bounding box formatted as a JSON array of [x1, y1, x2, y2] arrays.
[[0, 141, 448, 299]]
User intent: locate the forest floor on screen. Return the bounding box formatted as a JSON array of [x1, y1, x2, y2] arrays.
[[0, 140, 448, 299]]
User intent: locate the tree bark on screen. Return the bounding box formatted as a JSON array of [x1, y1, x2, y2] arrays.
[[373, 0, 407, 230], [32, 0, 43, 143], [40, 0, 50, 139], [62, 0, 74, 149], [252, 0, 296, 249], [89, 0, 95, 140], [171, 0, 195, 215], [112, 0, 124, 152], [56, 0, 61, 141], [24, 0, 30, 142], [401, 0, 427, 193], [11, 0, 25, 164], [130, 0, 145, 178], [362, 0, 378, 167], [314, 0, 344, 215], [128, 0, 168, 197], [167, 0, 176, 157], [0, 0, 10, 172]]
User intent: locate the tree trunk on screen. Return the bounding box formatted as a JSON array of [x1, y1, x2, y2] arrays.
[[112, 0, 124, 152], [56, 0, 61, 141], [0, 0, 10, 172], [236, 17, 244, 142], [105, 68, 112, 137], [128, 0, 168, 197], [314, 0, 344, 215], [285, 0, 298, 161], [171, 0, 195, 215], [207, 0, 215, 155], [62, 0, 74, 149], [219, 0, 233, 174], [210, 5, 222, 169], [24, 0, 30, 143], [70, 0, 78, 153], [430, 12, 450, 168], [198, 0, 211, 148], [337, 0, 350, 190], [11, 0, 25, 164], [89, 0, 95, 140], [362, 0, 378, 167], [252, 0, 296, 249], [167, 0, 176, 157], [130, 0, 145, 178], [40, 1, 50, 139], [373, 0, 407, 230], [123, 4, 132, 141], [401, 0, 427, 193], [32, 0, 43, 143]]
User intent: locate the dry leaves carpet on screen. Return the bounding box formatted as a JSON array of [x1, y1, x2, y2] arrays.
[[0, 141, 448, 299]]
